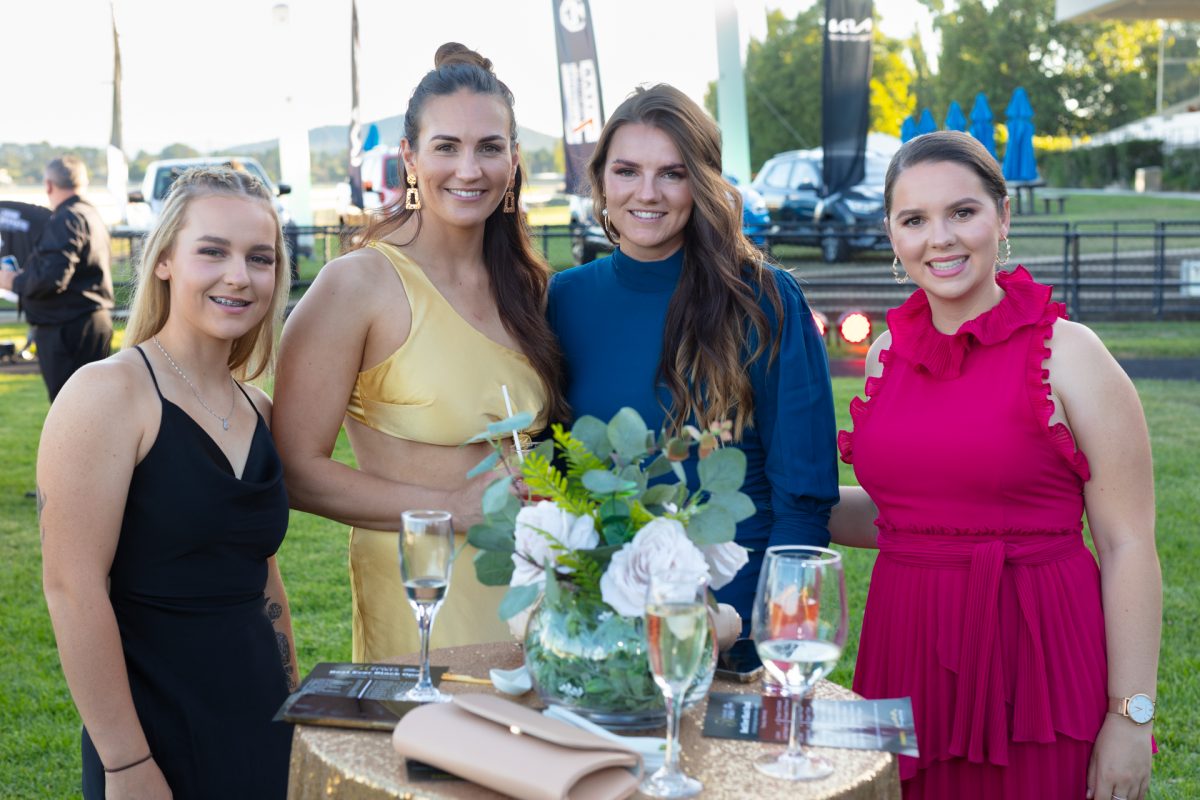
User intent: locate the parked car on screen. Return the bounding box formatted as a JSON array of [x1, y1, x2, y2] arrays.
[[126, 156, 299, 272], [568, 177, 773, 265], [358, 147, 403, 210], [750, 149, 890, 262]]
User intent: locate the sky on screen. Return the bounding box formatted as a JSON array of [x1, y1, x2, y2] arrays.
[[0, 0, 934, 155]]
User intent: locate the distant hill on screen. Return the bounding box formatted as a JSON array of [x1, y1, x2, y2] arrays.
[[229, 115, 560, 155]]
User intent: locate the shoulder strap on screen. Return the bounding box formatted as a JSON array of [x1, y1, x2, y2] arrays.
[[233, 379, 256, 412], [133, 345, 164, 398]]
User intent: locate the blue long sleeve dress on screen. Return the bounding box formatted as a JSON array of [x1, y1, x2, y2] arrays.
[[547, 246, 839, 621]]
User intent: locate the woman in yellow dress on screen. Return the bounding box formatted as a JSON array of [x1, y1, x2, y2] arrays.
[[273, 43, 567, 661]]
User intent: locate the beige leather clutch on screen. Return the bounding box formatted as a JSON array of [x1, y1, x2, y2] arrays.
[[392, 694, 643, 800]]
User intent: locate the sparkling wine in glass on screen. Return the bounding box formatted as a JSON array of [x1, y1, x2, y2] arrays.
[[640, 573, 709, 799], [751, 545, 848, 781], [399, 510, 455, 703]]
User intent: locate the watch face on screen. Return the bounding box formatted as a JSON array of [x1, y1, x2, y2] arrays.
[[1128, 694, 1155, 723]]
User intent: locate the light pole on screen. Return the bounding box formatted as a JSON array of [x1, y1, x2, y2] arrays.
[[273, 3, 313, 236]]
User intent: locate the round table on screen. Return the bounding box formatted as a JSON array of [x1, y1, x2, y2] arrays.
[[287, 642, 900, 800]]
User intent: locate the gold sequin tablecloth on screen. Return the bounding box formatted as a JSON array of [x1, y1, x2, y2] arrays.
[[287, 642, 900, 800]]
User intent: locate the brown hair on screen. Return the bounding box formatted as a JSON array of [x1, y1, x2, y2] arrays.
[[353, 42, 567, 422], [587, 84, 782, 439], [125, 167, 290, 381], [884, 131, 1008, 218]]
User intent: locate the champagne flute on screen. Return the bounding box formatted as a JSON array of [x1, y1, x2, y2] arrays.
[[399, 510, 455, 703], [641, 573, 709, 798], [751, 545, 848, 780]]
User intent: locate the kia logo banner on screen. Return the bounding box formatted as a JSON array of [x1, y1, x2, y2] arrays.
[[552, 0, 605, 196], [821, 0, 874, 200]]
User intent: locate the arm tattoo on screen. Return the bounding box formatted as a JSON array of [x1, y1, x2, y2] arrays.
[[266, 601, 283, 622], [276, 631, 295, 687]]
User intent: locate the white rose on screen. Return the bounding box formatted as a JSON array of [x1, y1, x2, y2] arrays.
[[510, 501, 599, 587], [701, 541, 750, 591], [600, 518, 710, 617]]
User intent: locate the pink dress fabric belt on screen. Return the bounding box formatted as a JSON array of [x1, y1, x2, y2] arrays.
[[877, 528, 1090, 767]]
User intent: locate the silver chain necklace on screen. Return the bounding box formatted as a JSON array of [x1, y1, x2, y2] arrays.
[[151, 336, 236, 431]]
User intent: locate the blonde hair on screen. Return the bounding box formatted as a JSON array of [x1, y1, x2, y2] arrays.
[[124, 167, 290, 380]]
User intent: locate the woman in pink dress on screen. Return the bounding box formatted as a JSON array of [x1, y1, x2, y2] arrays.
[[833, 131, 1160, 800]]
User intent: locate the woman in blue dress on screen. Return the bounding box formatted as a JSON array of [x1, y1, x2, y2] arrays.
[[548, 85, 838, 620]]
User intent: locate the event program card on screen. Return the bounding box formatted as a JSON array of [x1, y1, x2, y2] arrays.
[[702, 692, 919, 757], [274, 662, 449, 731]]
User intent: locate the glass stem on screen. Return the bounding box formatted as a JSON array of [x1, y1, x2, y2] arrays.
[[662, 689, 684, 775], [415, 605, 433, 691], [785, 693, 804, 759]]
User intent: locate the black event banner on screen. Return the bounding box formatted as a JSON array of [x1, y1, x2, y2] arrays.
[[552, 0, 604, 196], [821, 0, 874, 198]]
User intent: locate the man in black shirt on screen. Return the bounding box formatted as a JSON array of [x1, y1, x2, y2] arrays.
[[0, 156, 114, 401]]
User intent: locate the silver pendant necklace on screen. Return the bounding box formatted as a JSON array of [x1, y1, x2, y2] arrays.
[[151, 336, 236, 431]]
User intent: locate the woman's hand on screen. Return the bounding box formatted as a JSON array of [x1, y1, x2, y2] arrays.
[[105, 757, 172, 799], [1087, 715, 1152, 800]]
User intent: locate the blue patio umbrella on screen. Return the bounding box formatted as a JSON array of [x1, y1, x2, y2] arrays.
[[944, 101, 967, 132], [900, 115, 918, 143], [916, 108, 938, 136], [1002, 87, 1038, 182], [969, 92, 998, 160]]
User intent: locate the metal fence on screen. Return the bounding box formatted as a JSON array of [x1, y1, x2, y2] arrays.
[[107, 219, 1200, 321]]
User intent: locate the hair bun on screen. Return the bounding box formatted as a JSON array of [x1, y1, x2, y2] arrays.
[[434, 42, 493, 73]]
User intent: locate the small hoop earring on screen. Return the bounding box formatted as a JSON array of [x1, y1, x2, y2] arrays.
[[404, 173, 421, 211], [601, 207, 618, 242], [891, 256, 909, 284], [995, 238, 1011, 267], [502, 187, 516, 214]]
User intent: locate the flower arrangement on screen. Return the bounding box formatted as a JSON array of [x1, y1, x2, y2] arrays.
[[466, 407, 754, 722]]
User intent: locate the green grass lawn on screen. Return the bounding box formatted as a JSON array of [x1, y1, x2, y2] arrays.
[[1, 337, 1196, 795]]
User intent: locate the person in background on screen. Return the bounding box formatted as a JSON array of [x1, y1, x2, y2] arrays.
[[833, 131, 1160, 800], [39, 167, 295, 799], [273, 43, 567, 661], [547, 84, 839, 623], [0, 156, 114, 401]]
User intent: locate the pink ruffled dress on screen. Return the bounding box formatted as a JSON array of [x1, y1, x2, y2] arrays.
[[839, 267, 1106, 798]]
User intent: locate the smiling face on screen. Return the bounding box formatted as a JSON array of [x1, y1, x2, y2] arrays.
[[154, 194, 279, 342], [887, 160, 1010, 325], [402, 89, 518, 232], [602, 122, 694, 262]]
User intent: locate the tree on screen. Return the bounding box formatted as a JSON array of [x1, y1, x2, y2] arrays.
[[922, 0, 1159, 136], [705, 7, 915, 171]]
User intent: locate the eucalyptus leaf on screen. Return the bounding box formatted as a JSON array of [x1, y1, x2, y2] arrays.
[[697, 447, 747, 494], [707, 491, 756, 522], [486, 411, 535, 437], [530, 438, 555, 462], [474, 548, 515, 585], [571, 416, 611, 459], [543, 564, 561, 605], [499, 492, 522, 525], [498, 583, 541, 620], [602, 521, 629, 547], [467, 522, 516, 553], [686, 505, 737, 545], [641, 484, 677, 507], [607, 407, 650, 460], [670, 461, 687, 483], [598, 498, 631, 522], [466, 450, 501, 479], [645, 454, 673, 479], [582, 470, 637, 495], [482, 476, 514, 515]]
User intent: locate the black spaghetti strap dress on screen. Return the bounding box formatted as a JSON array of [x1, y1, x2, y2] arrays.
[[81, 347, 292, 799]]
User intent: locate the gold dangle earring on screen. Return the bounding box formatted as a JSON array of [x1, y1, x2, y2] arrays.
[[891, 256, 909, 284], [601, 207, 618, 241], [503, 182, 516, 214], [995, 238, 1011, 268], [404, 173, 421, 210]]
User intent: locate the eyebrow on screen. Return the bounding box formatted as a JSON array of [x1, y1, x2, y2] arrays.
[[894, 197, 984, 216], [428, 134, 507, 144], [196, 235, 275, 253], [611, 158, 687, 172]]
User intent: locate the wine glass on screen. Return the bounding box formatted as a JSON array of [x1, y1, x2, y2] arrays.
[[398, 510, 455, 703], [751, 545, 848, 780], [640, 573, 709, 798]]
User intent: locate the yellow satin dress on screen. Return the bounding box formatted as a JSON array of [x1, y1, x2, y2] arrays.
[[344, 242, 546, 662]]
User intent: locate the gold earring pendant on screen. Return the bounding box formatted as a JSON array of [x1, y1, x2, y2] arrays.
[[404, 174, 421, 210], [503, 187, 516, 214], [601, 208, 618, 241], [995, 238, 1011, 267], [891, 256, 909, 284]]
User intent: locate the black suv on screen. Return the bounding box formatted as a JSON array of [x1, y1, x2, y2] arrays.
[[751, 149, 890, 262]]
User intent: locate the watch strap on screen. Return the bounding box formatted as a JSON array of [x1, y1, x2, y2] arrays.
[[1108, 694, 1155, 722]]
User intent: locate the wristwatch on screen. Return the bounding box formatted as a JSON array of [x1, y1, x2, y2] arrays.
[[1109, 694, 1156, 724]]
